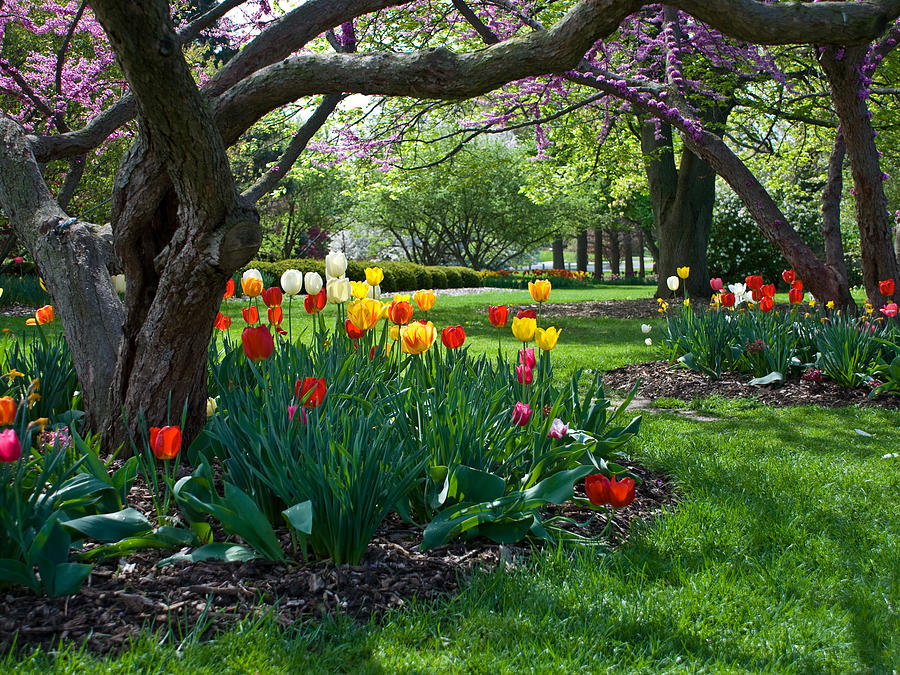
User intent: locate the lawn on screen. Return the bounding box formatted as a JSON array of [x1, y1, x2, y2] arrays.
[[3, 284, 898, 673]]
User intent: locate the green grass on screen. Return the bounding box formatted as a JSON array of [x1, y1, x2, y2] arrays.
[[4, 284, 900, 672]]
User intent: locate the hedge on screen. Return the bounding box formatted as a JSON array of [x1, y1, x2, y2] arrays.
[[240, 259, 482, 293]]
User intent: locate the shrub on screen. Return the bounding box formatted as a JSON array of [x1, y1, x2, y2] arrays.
[[442, 267, 462, 288]]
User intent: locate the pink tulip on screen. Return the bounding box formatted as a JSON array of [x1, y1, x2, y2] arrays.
[[881, 302, 898, 318], [288, 405, 307, 424], [511, 402, 532, 426], [709, 278, 723, 292], [0, 428, 21, 462], [519, 347, 536, 368], [548, 418, 569, 438], [516, 363, 533, 385]]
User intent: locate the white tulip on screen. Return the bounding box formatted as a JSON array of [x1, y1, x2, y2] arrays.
[[281, 269, 303, 296], [666, 275, 679, 291], [326, 276, 351, 304], [641, 323, 651, 334], [206, 397, 217, 417], [325, 251, 347, 279], [111, 274, 126, 294], [304, 271, 323, 295], [242, 268, 263, 284], [727, 282, 746, 296], [644, 338, 653, 346]]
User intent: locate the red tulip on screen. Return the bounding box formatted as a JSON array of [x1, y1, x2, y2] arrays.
[[241, 325, 274, 361], [267, 306, 283, 326], [761, 284, 776, 298], [585, 474, 635, 509], [149, 425, 181, 461], [488, 305, 509, 327], [745, 275, 764, 291], [0, 428, 21, 463], [296, 377, 326, 408], [441, 325, 466, 349], [262, 286, 283, 308], [516, 308, 537, 320], [242, 306, 259, 325], [13, 256, 23, 265], [788, 288, 803, 305], [781, 269, 795, 284], [345, 318, 364, 339], [791, 279, 803, 292], [304, 289, 327, 314], [751, 289, 762, 302], [719, 292, 735, 307], [760, 296, 774, 312], [879, 279, 896, 297], [224, 278, 235, 299], [214, 312, 231, 331]]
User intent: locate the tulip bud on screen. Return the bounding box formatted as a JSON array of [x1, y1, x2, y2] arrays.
[[0, 428, 21, 462], [666, 276, 679, 291], [641, 324, 651, 334], [281, 269, 303, 296], [111, 274, 126, 294], [206, 397, 217, 417], [304, 271, 323, 295], [326, 277, 351, 305], [325, 251, 348, 279]]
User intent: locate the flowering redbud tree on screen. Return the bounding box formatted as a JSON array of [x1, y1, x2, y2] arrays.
[[0, 0, 896, 447]]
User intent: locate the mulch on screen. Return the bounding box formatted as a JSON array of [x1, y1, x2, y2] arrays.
[[603, 360, 900, 411], [0, 464, 677, 655]]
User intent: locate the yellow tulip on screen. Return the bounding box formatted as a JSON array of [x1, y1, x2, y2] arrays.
[[413, 289, 436, 312], [389, 325, 400, 341], [400, 321, 436, 355], [529, 279, 551, 303], [535, 326, 561, 351], [677, 266, 690, 279], [241, 276, 263, 298], [393, 293, 410, 303], [350, 280, 369, 300], [511, 316, 537, 342], [365, 267, 384, 286], [347, 298, 383, 332]]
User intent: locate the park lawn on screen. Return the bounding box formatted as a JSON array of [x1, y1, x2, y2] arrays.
[[6, 399, 897, 673], [4, 284, 898, 673]]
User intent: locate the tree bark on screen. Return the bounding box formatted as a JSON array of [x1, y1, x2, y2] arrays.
[[593, 227, 603, 279], [576, 230, 588, 272], [607, 228, 620, 276], [637, 228, 646, 277], [819, 46, 898, 308], [623, 227, 634, 277], [820, 132, 849, 286], [552, 238, 565, 269]]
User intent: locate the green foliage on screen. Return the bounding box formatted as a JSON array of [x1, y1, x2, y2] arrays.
[[0, 274, 46, 308], [814, 312, 884, 388], [243, 259, 481, 292], [6, 334, 81, 423], [708, 189, 830, 285]]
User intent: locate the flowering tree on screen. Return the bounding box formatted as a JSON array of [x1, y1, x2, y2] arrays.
[[0, 0, 896, 445]]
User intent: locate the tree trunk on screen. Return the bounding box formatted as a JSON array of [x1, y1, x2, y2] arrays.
[[637, 227, 646, 277], [552, 238, 565, 269], [576, 230, 588, 272], [820, 132, 849, 286], [819, 46, 899, 308], [623, 227, 634, 277], [593, 226, 603, 279], [606, 228, 620, 276], [643, 118, 718, 299]]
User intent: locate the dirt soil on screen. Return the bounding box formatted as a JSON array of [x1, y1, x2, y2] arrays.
[[604, 360, 900, 411], [0, 464, 676, 655]]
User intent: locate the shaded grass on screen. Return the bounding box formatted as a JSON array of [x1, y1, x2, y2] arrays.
[[7, 403, 898, 673]]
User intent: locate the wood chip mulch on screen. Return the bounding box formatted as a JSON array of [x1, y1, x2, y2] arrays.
[[603, 360, 900, 411], [0, 463, 676, 655]]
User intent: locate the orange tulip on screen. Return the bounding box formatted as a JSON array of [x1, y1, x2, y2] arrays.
[[267, 306, 283, 325], [214, 312, 231, 331], [224, 278, 235, 299], [0, 396, 15, 426], [149, 425, 182, 461], [241, 276, 263, 298], [387, 300, 414, 325], [760, 296, 775, 312], [242, 306, 259, 325], [29, 305, 54, 325]]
